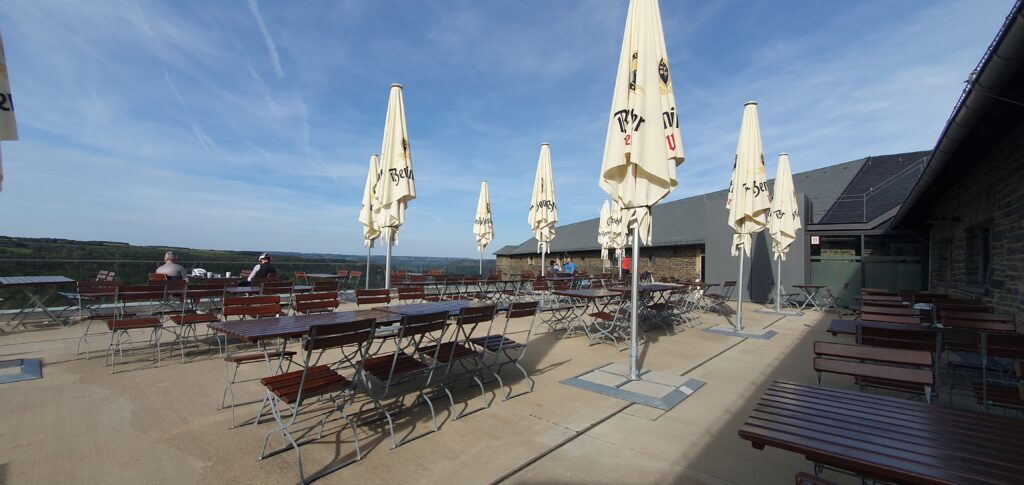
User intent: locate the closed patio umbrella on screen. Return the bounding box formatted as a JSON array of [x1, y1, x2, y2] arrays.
[[529, 143, 557, 273], [726, 101, 771, 331], [598, 200, 611, 269], [768, 153, 801, 312], [609, 199, 627, 277], [358, 154, 380, 288], [374, 84, 416, 289], [599, 0, 684, 380], [0, 29, 18, 191], [473, 180, 494, 275]]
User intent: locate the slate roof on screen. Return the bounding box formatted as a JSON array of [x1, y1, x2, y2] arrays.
[[819, 151, 930, 224], [502, 151, 926, 255]]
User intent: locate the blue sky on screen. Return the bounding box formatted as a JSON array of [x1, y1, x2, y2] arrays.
[[0, 0, 1013, 258]]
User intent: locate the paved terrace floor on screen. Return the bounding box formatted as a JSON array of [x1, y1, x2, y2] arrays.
[[0, 303, 942, 484]]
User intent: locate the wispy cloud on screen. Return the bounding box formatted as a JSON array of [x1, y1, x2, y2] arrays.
[[0, 0, 1012, 257], [247, 0, 284, 77]]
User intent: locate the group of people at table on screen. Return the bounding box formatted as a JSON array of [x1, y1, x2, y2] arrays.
[[154, 251, 278, 284]]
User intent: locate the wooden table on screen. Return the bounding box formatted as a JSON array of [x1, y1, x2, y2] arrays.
[[208, 309, 400, 342], [304, 273, 342, 280], [382, 300, 505, 317], [0, 275, 75, 330], [224, 285, 312, 295], [739, 381, 1024, 484], [793, 284, 826, 312]]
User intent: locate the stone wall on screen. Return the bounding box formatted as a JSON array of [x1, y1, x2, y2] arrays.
[[926, 117, 1024, 318], [496, 244, 704, 281]]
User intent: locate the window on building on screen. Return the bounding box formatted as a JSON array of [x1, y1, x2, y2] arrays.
[[964, 224, 993, 284]]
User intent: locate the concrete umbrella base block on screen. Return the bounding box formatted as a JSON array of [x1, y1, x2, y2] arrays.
[[561, 362, 705, 411], [703, 325, 777, 340]]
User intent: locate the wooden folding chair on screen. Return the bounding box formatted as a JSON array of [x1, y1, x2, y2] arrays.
[[470, 301, 540, 400], [105, 285, 166, 374], [292, 291, 338, 315], [356, 311, 450, 449], [166, 282, 226, 362], [396, 286, 425, 303], [418, 305, 497, 419], [219, 295, 294, 428], [355, 288, 390, 307], [259, 319, 374, 484]]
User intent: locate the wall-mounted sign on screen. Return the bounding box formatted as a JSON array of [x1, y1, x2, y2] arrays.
[[810, 235, 820, 245]]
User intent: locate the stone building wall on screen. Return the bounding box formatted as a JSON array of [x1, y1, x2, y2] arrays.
[[926, 118, 1024, 318], [496, 244, 704, 281]]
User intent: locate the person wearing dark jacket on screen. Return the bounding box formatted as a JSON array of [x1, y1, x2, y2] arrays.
[[248, 253, 278, 282]]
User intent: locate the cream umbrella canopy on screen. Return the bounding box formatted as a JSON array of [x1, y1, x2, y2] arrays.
[[0, 29, 19, 191], [528, 143, 557, 273], [374, 84, 416, 289], [768, 153, 801, 312], [726, 101, 771, 330], [599, 0, 684, 380], [609, 199, 627, 277], [358, 154, 380, 289], [473, 180, 494, 275], [598, 200, 611, 268]]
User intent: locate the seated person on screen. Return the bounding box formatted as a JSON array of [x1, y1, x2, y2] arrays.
[[248, 253, 278, 282], [549, 259, 562, 274], [563, 257, 577, 274], [155, 251, 185, 280]]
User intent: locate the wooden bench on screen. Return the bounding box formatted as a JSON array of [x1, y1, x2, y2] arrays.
[[857, 325, 939, 353], [941, 310, 1016, 332], [859, 311, 921, 326], [813, 341, 934, 402]]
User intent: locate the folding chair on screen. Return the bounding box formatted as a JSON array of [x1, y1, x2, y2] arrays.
[[396, 286, 425, 303], [589, 290, 651, 350], [355, 289, 390, 307], [220, 295, 295, 428], [293, 271, 309, 285], [260, 281, 295, 310], [708, 281, 736, 314], [418, 305, 497, 419], [311, 280, 336, 293], [292, 291, 338, 315], [356, 311, 450, 449], [148, 273, 168, 283], [347, 271, 363, 290], [470, 301, 540, 400], [817, 282, 849, 319], [72, 279, 123, 357], [105, 285, 166, 374], [166, 282, 226, 362], [259, 319, 373, 484]]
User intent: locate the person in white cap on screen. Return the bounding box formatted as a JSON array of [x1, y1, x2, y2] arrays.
[[247, 253, 278, 282], [155, 251, 185, 280]]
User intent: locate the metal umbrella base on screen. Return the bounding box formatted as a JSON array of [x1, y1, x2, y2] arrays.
[[753, 308, 802, 316], [561, 362, 705, 411], [703, 325, 777, 340]]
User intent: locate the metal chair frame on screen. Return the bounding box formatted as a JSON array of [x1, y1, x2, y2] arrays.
[[258, 319, 373, 484]]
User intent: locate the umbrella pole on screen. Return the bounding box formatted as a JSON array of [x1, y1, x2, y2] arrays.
[[366, 245, 372, 290], [629, 226, 640, 380], [736, 245, 744, 331], [385, 239, 393, 290], [541, 247, 545, 274], [479, 251, 483, 276], [776, 257, 782, 313]]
